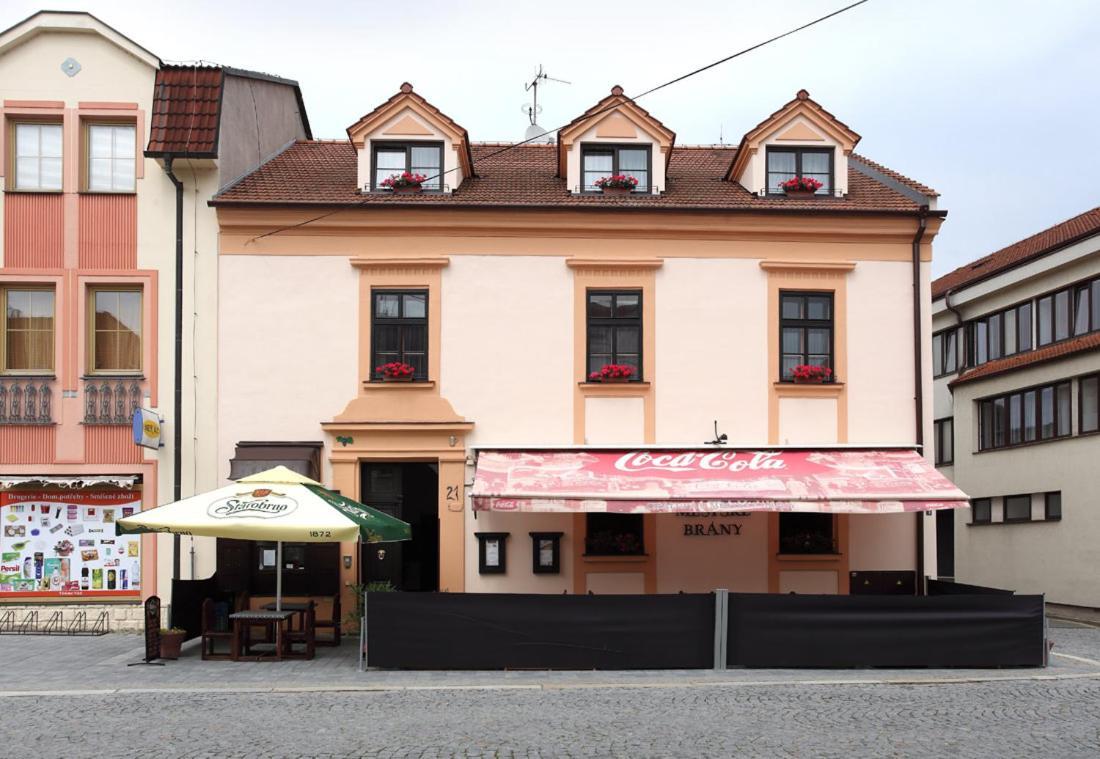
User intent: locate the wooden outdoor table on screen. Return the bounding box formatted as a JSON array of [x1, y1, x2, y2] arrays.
[[229, 610, 295, 661], [261, 602, 311, 632]]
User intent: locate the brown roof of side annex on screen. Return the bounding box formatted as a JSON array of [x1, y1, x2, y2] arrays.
[[932, 206, 1100, 299], [212, 85, 938, 213]]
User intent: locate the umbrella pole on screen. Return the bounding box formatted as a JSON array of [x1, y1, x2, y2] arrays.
[[275, 540, 283, 612]]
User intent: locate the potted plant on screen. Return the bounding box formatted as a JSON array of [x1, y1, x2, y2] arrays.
[[588, 364, 636, 383], [376, 362, 416, 382], [380, 171, 428, 194], [790, 364, 833, 384], [780, 176, 823, 199], [159, 627, 187, 660], [595, 174, 639, 196]]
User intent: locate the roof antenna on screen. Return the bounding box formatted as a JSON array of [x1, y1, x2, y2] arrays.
[[718, 123, 725, 146], [522, 64, 569, 143], [705, 420, 728, 446]]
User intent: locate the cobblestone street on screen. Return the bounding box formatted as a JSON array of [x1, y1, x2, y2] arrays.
[[1, 621, 1099, 757]]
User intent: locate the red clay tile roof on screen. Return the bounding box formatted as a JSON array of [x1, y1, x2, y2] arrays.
[[213, 140, 931, 213], [146, 65, 311, 157], [850, 153, 938, 198], [950, 331, 1100, 387], [147, 66, 224, 156], [932, 207, 1100, 300]]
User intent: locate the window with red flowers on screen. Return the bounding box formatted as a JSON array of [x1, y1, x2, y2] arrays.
[[780, 291, 833, 381], [371, 289, 428, 381], [587, 290, 642, 380]]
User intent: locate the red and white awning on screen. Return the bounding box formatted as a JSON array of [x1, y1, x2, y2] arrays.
[[471, 449, 968, 514]]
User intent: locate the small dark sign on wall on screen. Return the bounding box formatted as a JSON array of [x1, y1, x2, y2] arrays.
[[677, 512, 750, 537]]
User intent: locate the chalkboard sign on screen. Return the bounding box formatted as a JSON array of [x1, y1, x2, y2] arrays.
[[143, 595, 161, 661]]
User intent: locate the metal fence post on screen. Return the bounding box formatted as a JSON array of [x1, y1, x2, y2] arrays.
[[713, 588, 728, 671], [358, 590, 368, 672]]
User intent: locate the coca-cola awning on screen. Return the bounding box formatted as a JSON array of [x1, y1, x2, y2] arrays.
[[471, 448, 969, 514]]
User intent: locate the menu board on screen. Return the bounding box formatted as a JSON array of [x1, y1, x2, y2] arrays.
[[0, 491, 142, 598]]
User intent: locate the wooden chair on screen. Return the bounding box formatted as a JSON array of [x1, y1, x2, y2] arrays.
[[314, 595, 342, 647], [201, 598, 233, 661], [284, 600, 316, 660]]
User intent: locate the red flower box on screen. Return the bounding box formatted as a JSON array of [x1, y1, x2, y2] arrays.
[[377, 362, 416, 381], [589, 364, 636, 383], [780, 176, 823, 199], [595, 175, 639, 194], [381, 171, 428, 194], [790, 364, 833, 384]]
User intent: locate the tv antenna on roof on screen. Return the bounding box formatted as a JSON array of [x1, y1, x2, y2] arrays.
[[522, 65, 570, 141]]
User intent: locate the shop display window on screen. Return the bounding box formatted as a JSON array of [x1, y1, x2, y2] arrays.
[[584, 513, 644, 556]]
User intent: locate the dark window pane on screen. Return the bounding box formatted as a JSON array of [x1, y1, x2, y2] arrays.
[[1009, 394, 1022, 445], [988, 314, 1002, 360], [1092, 280, 1100, 332], [1038, 296, 1052, 345], [588, 294, 612, 318], [1017, 303, 1032, 351], [993, 397, 1006, 447], [589, 326, 612, 354], [1004, 495, 1031, 522], [375, 293, 400, 318], [1023, 390, 1037, 441], [615, 325, 640, 355], [932, 334, 943, 376], [403, 293, 426, 319], [778, 513, 835, 554], [806, 296, 831, 320], [1054, 289, 1070, 341], [374, 325, 400, 353], [1074, 286, 1090, 335], [1040, 386, 1054, 439], [615, 293, 640, 318], [767, 151, 796, 173], [585, 513, 644, 556], [1082, 376, 1099, 433], [403, 325, 427, 353], [1057, 383, 1071, 436], [1045, 492, 1062, 520], [945, 329, 958, 372], [781, 296, 802, 320], [807, 328, 830, 355], [781, 355, 801, 380], [980, 401, 993, 450], [942, 419, 953, 464], [971, 499, 991, 524], [1004, 310, 1017, 355], [782, 328, 803, 354]]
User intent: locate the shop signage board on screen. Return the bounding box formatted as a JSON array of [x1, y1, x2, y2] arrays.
[[0, 491, 142, 598], [472, 448, 970, 513], [132, 408, 163, 450]]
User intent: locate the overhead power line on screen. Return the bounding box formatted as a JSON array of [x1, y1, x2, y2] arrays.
[[248, 0, 871, 243]]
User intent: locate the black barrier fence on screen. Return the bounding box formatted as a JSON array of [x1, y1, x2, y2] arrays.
[[726, 592, 1045, 668], [928, 579, 1015, 596], [365, 592, 714, 670], [364, 590, 1046, 670]]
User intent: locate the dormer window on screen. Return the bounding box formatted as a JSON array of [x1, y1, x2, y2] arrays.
[[766, 147, 832, 195], [371, 141, 443, 191], [582, 145, 650, 193]]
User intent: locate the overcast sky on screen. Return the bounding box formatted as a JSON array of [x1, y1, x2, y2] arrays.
[[5, 0, 1099, 276]]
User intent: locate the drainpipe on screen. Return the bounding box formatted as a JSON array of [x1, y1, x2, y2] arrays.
[[912, 206, 929, 595], [163, 157, 184, 583]]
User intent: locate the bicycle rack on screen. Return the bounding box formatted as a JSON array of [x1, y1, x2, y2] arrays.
[[17, 609, 38, 634], [67, 611, 87, 635], [0, 610, 14, 633], [89, 610, 109, 635], [42, 610, 64, 634]]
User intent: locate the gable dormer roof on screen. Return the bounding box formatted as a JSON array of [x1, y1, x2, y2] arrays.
[[346, 82, 475, 179], [556, 85, 676, 177], [725, 89, 861, 182]]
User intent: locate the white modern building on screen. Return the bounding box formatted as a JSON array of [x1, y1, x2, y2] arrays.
[[932, 206, 1100, 607]]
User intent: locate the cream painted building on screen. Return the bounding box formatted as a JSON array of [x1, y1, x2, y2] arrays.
[[932, 207, 1100, 607], [211, 84, 956, 614], [0, 11, 308, 627]]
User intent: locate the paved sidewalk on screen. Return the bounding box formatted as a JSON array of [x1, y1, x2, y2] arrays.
[[1, 620, 1098, 695]]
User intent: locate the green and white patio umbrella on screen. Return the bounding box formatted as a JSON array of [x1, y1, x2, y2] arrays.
[[117, 466, 410, 609]]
